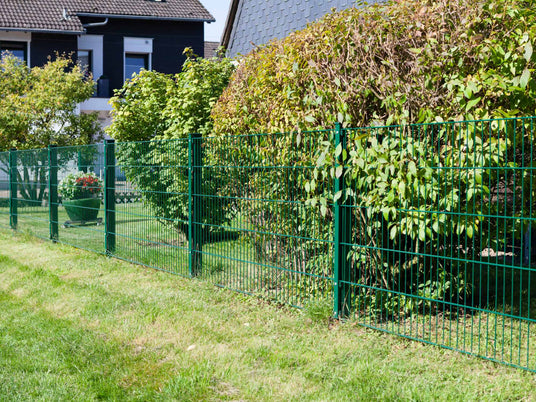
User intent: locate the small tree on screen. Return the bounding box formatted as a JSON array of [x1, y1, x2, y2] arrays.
[[0, 53, 102, 202], [107, 49, 235, 235]]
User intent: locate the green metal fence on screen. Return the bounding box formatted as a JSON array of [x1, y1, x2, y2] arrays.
[[3, 116, 536, 371]]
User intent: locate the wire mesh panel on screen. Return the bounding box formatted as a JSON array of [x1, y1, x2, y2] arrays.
[[3, 117, 536, 372], [54, 144, 105, 253], [343, 117, 536, 370], [112, 140, 190, 275], [199, 131, 334, 307], [0, 151, 9, 228], [13, 148, 50, 240]]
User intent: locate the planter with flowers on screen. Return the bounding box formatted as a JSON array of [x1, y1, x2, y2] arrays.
[[59, 172, 103, 223]]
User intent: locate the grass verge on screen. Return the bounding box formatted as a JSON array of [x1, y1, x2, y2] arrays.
[[0, 230, 535, 401]]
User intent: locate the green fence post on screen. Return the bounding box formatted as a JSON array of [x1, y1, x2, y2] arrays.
[[188, 133, 203, 277], [48, 145, 58, 241], [333, 123, 352, 319], [104, 139, 116, 254], [9, 148, 17, 230]]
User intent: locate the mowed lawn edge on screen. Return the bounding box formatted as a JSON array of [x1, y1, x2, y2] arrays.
[[0, 230, 535, 401]]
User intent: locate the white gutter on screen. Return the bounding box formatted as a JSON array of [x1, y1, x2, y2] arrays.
[[82, 18, 109, 28], [75, 13, 215, 23]]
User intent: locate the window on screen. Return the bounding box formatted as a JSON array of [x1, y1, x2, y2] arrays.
[[123, 37, 152, 82], [78, 50, 92, 75], [124, 53, 149, 79], [0, 41, 27, 63]]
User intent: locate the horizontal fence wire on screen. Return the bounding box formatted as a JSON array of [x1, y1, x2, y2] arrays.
[[3, 117, 536, 372]]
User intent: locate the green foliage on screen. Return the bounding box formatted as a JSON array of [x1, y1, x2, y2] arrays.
[[211, 0, 536, 316], [107, 52, 235, 235], [0, 53, 102, 203], [108, 49, 235, 141], [212, 0, 536, 132], [0, 53, 101, 150], [58, 172, 103, 200]]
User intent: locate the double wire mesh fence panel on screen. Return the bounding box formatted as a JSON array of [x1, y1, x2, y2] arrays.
[[342, 117, 536, 370], [3, 116, 536, 371], [13, 148, 51, 240], [111, 139, 190, 276], [54, 144, 106, 253], [198, 131, 334, 306]]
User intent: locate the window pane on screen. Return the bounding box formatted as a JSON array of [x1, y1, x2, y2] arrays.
[[1, 41, 26, 63], [125, 54, 148, 79], [78, 50, 92, 74]]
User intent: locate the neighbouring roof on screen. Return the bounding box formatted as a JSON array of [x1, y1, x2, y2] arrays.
[[221, 0, 382, 57], [0, 0, 215, 34], [204, 41, 220, 58], [221, 0, 239, 52]]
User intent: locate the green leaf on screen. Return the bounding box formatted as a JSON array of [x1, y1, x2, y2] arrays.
[[304, 115, 315, 123], [466, 224, 474, 239], [398, 180, 406, 195], [335, 143, 343, 158], [408, 161, 417, 176], [465, 97, 481, 112], [333, 190, 343, 203], [520, 69, 531, 89], [525, 41, 533, 62], [418, 228, 426, 242], [316, 151, 327, 166]]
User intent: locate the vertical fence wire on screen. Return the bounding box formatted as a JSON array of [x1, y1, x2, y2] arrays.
[[0, 151, 10, 229]]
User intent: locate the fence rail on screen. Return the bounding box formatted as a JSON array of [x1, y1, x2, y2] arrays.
[[2, 116, 536, 371]]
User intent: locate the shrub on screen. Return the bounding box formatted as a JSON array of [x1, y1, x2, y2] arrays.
[[0, 53, 102, 204], [107, 51, 235, 236], [212, 0, 536, 132], [210, 0, 536, 314]]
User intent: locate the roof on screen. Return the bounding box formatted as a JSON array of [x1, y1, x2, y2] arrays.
[[204, 41, 220, 58], [221, 0, 239, 51], [0, 0, 215, 34], [221, 0, 381, 57]]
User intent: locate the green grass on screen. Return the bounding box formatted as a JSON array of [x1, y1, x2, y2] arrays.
[[1, 231, 536, 401], [6, 203, 324, 306]]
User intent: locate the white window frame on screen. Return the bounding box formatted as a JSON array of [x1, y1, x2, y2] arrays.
[[123, 37, 153, 82], [77, 35, 103, 81], [0, 31, 31, 65]]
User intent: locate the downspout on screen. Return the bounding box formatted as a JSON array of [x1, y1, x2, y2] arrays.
[[82, 18, 109, 30]]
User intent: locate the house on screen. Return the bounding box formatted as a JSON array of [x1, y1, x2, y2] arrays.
[[221, 0, 381, 57], [0, 0, 214, 126]]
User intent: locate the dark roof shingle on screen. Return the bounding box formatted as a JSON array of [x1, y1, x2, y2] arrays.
[[204, 41, 220, 58], [0, 0, 214, 33]]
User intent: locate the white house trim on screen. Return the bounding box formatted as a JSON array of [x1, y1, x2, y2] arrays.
[[77, 34, 104, 80]]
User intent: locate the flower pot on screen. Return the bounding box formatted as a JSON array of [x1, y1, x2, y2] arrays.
[[63, 198, 101, 222]]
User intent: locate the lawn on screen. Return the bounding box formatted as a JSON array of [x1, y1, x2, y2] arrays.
[[0, 230, 535, 401]]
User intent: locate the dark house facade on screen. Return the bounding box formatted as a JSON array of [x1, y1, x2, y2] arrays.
[[0, 0, 214, 124]]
